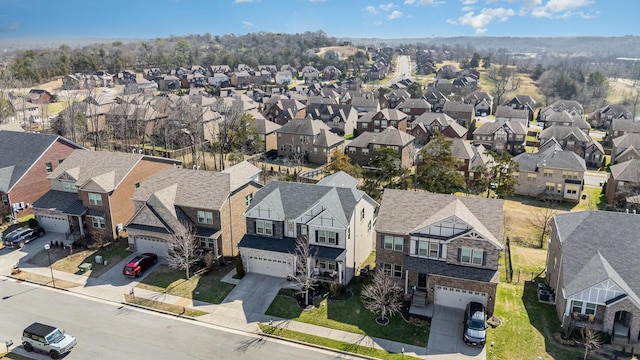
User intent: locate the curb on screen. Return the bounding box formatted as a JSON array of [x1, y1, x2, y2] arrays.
[[6, 274, 70, 292]]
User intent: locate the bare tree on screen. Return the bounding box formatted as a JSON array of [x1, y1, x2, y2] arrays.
[[166, 222, 203, 279], [291, 235, 317, 307], [361, 269, 403, 324], [528, 205, 559, 248], [577, 326, 603, 360], [487, 65, 520, 114]]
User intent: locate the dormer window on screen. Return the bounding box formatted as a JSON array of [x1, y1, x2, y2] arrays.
[[88, 193, 102, 206], [197, 210, 213, 225], [63, 182, 77, 191]]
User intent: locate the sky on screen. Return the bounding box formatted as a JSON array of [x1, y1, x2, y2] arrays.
[[0, 0, 636, 41]]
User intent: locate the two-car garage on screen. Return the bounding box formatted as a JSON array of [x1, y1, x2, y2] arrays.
[[133, 236, 169, 258], [433, 285, 487, 310], [36, 214, 70, 233]]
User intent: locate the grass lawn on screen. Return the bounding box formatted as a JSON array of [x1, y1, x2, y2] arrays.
[[45, 241, 131, 278], [259, 324, 421, 360], [124, 294, 208, 317], [0, 352, 32, 360], [136, 264, 235, 304], [265, 278, 429, 347], [12, 270, 82, 289]]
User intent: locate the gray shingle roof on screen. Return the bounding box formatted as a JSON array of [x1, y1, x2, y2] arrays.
[[404, 256, 500, 283], [610, 159, 640, 182], [473, 121, 527, 136], [539, 125, 591, 143], [513, 146, 586, 172], [238, 234, 346, 260], [32, 190, 84, 214], [276, 118, 331, 136], [494, 106, 529, 119], [553, 211, 640, 305], [611, 118, 640, 133], [348, 126, 415, 148], [317, 171, 359, 189]]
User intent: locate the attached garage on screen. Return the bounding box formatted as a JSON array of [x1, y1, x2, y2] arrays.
[[245, 253, 291, 278], [434, 285, 487, 310], [134, 236, 169, 258], [36, 214, 69, 233]]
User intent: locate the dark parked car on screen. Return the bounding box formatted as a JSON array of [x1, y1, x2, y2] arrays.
[[3, 226, 45, 248], [122, 253, 158, 277], [463, 301, 487, 347]]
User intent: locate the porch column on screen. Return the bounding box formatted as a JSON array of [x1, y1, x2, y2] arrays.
[[338, 262, 343, 284], [77, 215, 84, 237], [405, 270, 409, 294]]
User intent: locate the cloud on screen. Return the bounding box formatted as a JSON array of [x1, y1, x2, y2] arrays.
[[404, 0, 444, 5], [529, 0, 593, 18], [462, 0, 478, 4], [545, 0, 592, 12], [364, 5, 379, 15], [379, 3, 396, 11], [449, 7, 515, 33], [462, 5, 474, 11], [387, 10, 403, 19], [308, 0, 327, 2], [242, 21, 254, 27], [0, 22, 18, 32], [234, 0, 257, 3]]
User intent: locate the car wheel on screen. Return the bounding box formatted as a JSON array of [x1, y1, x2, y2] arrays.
[[50, 350, 60, 359], [23, 342, 33, 352], [153, 258, 157, 265]]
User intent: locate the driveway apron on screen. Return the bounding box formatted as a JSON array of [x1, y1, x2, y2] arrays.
[[427, 305, 486, 359]]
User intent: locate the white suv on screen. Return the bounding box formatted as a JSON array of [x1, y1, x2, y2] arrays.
[[22, 322, 77, 359]]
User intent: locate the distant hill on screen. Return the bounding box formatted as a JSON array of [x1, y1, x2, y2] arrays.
[[0, 37, 145, 51]]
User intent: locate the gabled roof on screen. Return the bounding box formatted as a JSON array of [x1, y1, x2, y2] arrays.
[[513, 145, 586, 172], [613, 133, 640, 149], [611, 118, 640, 132], [545, 110, 591, 130], [539, 125, 591, 143], [396, 98, 431, 110], [313, 129, 345, 148], [0, 131, 85, 193], [494, 105, 529, 119], [451, 138, 474, 160], [473, 121, 527, 136], [442, 100, 474, 113], [376, 189, 504, 248], [277, 118, 332, 136], [610, 159, 640, 182], [348, 126, 415, 148], [554, 211, 640, 307], [317, 171, 359, 189], [221, 161, 261, 191]]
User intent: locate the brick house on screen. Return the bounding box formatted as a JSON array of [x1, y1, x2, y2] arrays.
[[263, 98, 306, 126], [612, 133, 640, 164], [502, 95, 536, 122], [449, 138, 495, 184], [588, 104, 632, 129], [32, 150, 182, 242], [346, 126, 415, 169], [606, 159, 640, 208], [126, 161, 262, 259], [442, 100, 475, 128], [538, 125, 599, 161], [306, 103, 358, 137], [356, 108, 409, 134], [238, 171, 378, 285], [546, 211, 640, 343], [395, 98, 432, 122], [408, 112, 467, 146], [472, 121, 527, 156], [0, 131, 86, 221], [276, 118, 345, 165], [608, 119, 640, 146], [512, 142, 586, 202], [375, 189, 504, 314]]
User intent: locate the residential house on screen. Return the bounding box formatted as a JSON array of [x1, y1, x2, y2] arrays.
[[0, 131, 85, 220], [395, 98, 432, 122], [588, 104, 632, 129], [356, 108, 408, 134], [612, 133, 640, 164], [158, 75, 181, 91], [230, 71, 251, 88], [608, 119, 640, 146], [126, 162, 262, 259], [238, 171, 378, 285], [539, 100, 584, 121], [512, 142, 586, 202], [143, 68, 163, 82], [350, 97, 380, 115], [114, 70, 137, 85], [62, 74, 86, 90], [546, 210, 640, 343], [346, 126, 415, 169], [494, 105, 530, 127], [7, 97, 40, 125], [408, 112, 467, 146], [263, 98, 306, 126], [26, 89, 53, 104], [249, 110, 281, 152], [542, 110, 591, 134], [538, 125, 600, 163], [449, 138, 495, 184], [423, 91, 449, 113], [32, 150, 181, 241], [464, 91, 494, 117], [472, 121, 527, 155], [375, 189, 504, 314], [383, 89, 411, 109], [276, 118, 345, 165], [302, 66, 320, 84], [275, 71, 293, 85], [323, 66, 342, 80], [442, 101, 475, 128], [306, 103, 358, 137], [606, 159, 640, 207], [502, 95, 536, 122]]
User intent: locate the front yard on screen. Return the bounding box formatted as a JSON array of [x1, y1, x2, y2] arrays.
[[136, 263, 235, 304], [265, 278, 430, 347]]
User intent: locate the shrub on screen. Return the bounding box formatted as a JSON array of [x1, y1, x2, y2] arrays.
[[235, 254, 245, 278]]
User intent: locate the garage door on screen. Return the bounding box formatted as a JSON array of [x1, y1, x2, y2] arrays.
[[247, 254, 289, 278], [37, 214, 69, 233], [434, 285, 487, 310], [134, 236, 169, 258]]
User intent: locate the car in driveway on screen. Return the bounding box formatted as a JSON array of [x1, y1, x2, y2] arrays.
[[3, 226, 45, 248], [463, 301, 487, 347], [122, 253, 158, 277]]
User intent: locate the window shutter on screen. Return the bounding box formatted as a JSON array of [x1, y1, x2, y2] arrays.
[[482, 251, 487, 266], [315, 230, 319, 243], [335, 233, 339, 246], [271, 223, 275, 236], [457, 248, 462, 262], [410, 240, 416, 255], [254, 221, 257, 234]]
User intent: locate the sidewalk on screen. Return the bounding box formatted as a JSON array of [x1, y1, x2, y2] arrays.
[[7, 263, 427, 359]]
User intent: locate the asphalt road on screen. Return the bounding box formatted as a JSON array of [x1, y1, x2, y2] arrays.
[[382, 55, 411, 86], [0, 279, 353, 360]]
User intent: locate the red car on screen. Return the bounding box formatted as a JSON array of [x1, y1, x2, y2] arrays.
[[122, 253, 158, 277]]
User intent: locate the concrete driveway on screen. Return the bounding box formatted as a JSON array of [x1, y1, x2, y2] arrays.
[[217, 273, 287, 321], [426, 306, 485, 359]]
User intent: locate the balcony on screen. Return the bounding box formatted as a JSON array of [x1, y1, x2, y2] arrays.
[[312, 268, 338, 283]]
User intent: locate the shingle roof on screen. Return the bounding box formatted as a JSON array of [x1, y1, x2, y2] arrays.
[[494, 105, 530, 119], [0, 131, 84, 192], [443, 100, 474, 113], [473, 121, 527, 136], [238, 234, 346, 260], [404, 256, 500, 283], [375, 189, 504, 247], [513, 145, 586, 172], [276, 118, 331, 136], [539, 125, 591, 143], [348, 126, 414, 148], [316, 171, 360, 189], [32, 190, 84, 214], [610, 159, 640, 182], [611, 118, 640, 132]]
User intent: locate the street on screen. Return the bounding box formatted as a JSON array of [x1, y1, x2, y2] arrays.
[[382, 55, 411, 86], [0, 279, 353, 359]]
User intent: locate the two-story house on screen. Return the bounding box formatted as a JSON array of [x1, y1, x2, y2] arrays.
[[263, 98, 306, 126], [442, 100, 475, 128], [395, 98, 432, 122], [125, 161, 262, 259], [588, 104, 632, 129], [472, 121, 527, 155], [347, 126, 415, 169], [423, 90, 449, 113], [408, 112, 467, 146], [306, 103, 358, 137], [608, 118, 640, 146], [276, 118, 345, 165], [542, 110, 591, 134], [0, 131, 86, 221], [512, 142, 586, 202], [356, 108, 408, 134], [611, 133, 640, 164], [538, 125, 600, 163], [606, 158, 640, 208], [494, 105, 530, 127], [238, 172, 378, 285], [32, 150, 182, 242], [375, 189, 504, 314], [502, 95, 536, 122]]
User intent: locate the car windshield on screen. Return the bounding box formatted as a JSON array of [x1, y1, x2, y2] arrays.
[[467, 317, 485, 330], [45, 329, 64, 343]]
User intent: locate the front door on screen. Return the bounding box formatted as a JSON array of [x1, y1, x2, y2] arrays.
[[285, 220, 295, 237], [418, 273, 427, 289]]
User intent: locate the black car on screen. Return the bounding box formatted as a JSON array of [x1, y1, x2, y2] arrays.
[[463, 301, 487, 346], [3, 226, 45, 248]]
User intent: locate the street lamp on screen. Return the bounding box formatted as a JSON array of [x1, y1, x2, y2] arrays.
[[44, 244, 55, 288]]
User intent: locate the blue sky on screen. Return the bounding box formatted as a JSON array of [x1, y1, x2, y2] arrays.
[[0, 0, 635, 40]]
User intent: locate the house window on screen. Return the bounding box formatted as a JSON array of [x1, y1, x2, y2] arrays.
[[245, 193, 253, 207], [543, 169, 553, 177], [63, 182, 76, 191], [197, 210, 213, 224], [362, 123, 368, 129], [571, 300, 596, 315], [360, 208, 365, 221], [317, 230, 337, 245], [460, 247, 483, 265], [88, 193, 103, 206], [545, 182, 555, 191], [362, 148, 369, 155], [391, 121, 397, 127], [562, 171, 579, 180], [383, 263, 402, 278], [199, 237, 215, 249], [45, 162, 53, 173], [91, 216, 106, 229], [317, 259, 337, 271], [301, 224, 307, 235], [383, 235, 404, 251], [368, 220, 372, 232], [256, 220, 273, 236], [381, 120, 388, 128], [348, 147, 356, 154], [527, 173, 537, 182], [58, 159, 65, 164], [135, 182, 140, 189]]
